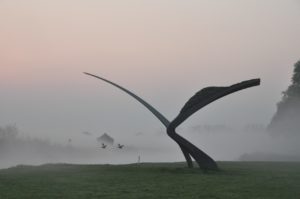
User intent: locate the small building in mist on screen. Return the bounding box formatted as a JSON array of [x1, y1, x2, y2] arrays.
[[97, 133, 114, 145]]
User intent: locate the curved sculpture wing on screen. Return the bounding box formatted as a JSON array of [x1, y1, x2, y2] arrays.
[[84, 72, 195, 167], [172, 79, 260, 127], [167, 78, 260, 170], [84, 72, 194, 168], [84, 72, 169, 127]]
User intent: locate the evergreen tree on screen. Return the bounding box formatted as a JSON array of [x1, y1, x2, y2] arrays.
[[268, 60, 300, 136]]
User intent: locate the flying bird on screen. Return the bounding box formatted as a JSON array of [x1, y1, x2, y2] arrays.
[[101, 143, 107, 149]]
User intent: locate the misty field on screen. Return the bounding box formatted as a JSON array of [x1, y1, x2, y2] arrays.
[[0, 162, 299, 199]]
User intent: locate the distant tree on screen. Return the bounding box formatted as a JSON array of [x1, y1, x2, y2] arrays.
[[0, 125, 19, 157], [268, 60, 300, 136], [0, 125, 18, 140]]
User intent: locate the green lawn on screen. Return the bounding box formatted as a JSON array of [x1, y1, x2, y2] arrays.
[[0, 162, 299, 199]]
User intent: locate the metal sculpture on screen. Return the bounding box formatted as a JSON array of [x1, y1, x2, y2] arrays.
[[84, 72, 260, 170]]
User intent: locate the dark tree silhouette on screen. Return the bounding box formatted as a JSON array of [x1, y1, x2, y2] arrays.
[[84, 73, 260, 170], [268, 60, 300, 136]]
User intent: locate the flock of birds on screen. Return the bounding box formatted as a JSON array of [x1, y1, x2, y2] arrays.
[[101, 143, 124, 149], [79, 131, 124, 150]]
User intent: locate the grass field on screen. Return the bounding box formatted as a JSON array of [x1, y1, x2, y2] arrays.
[[0, 162, 299, 199]]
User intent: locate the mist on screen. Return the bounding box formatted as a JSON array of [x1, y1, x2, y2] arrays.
[[1, 119, 300, 169]]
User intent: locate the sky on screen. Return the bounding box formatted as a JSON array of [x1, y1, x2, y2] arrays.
[[1, 0, 300, 161]]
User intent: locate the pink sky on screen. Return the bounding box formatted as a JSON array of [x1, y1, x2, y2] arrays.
[[0, 0, 300, 152]]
